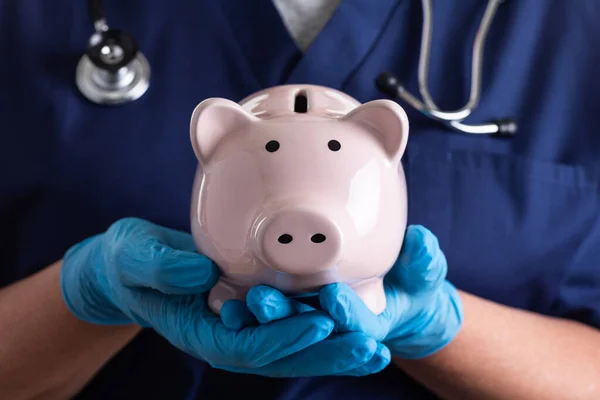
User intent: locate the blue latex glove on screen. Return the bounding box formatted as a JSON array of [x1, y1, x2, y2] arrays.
[[220, 295, 391, 376], [233, 225, 463, 360], [61, 217, 384, 376]]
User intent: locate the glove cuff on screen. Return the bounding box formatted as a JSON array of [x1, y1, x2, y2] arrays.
[[390, 281, 464, 359]]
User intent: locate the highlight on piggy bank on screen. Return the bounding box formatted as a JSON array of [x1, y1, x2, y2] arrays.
[[189, 85, 409, 316]]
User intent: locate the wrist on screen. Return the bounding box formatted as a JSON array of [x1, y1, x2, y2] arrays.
[[60, 236, 131, 325], [389, 281, 463, 359]]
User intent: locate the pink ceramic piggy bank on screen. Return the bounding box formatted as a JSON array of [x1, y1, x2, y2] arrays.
[[189, 85, 409, 315]]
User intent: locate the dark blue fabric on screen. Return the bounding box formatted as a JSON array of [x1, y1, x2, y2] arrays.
[[2, 0, 600, 398]]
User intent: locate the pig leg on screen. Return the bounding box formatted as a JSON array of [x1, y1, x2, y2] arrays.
[[352, 278, 387, 315], [207, 278, 249, 315]]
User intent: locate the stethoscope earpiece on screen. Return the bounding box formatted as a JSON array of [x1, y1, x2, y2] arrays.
[[375, 71, 402, 98], [489, 119, 518, 138], [76, 0, 150, 105]]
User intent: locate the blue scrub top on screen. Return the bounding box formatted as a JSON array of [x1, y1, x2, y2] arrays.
[[2, 0, 600, 398]]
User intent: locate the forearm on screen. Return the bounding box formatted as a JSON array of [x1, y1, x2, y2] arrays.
[[0, 260, 141, 400], [394, 290, 600, 400]]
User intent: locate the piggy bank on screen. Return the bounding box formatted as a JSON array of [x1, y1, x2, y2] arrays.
[[189, 85, 409, 315]]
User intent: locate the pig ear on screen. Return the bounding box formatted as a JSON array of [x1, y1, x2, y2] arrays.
[[190, 98, 257, 165], [341, 100, 409, 164]]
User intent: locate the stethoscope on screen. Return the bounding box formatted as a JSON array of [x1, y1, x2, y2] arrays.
[[377, 0, 516, 136], [76, 0, 150, 105], [76, 0, 517, 137]]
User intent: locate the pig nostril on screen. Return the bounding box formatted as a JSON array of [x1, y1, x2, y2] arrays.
[[310, 234, 326, 243], [278, 234, 293, 244]]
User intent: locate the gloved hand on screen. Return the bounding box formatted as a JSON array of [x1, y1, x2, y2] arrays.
[[60, 217, 385, 376], [220, 295, 391, 377], [232, 225, 463, 360]]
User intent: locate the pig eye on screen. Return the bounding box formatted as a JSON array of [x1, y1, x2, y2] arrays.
[[265, 140, 280, 152], [328, 140, 341, 152]]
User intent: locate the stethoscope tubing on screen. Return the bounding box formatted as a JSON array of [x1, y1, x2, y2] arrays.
[[78, 0, 516, 136]]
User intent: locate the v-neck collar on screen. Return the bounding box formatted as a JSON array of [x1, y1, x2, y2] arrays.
[[219, 0, 300, 89], [220, 0, 400, 91], [286, 0, 400, 89]]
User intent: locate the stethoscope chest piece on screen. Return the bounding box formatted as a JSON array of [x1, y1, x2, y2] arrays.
[[76, 28, 150, 105]]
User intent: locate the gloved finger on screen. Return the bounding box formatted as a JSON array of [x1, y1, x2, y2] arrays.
[[104, 218, 219, 294], [220, 299, 257, 330], [128, 288, 336, 368], [114, 239, 219, 295], [319, 283, 389, 341], [224, 332, 385, 377], [337, 342, 391, 377], [389, 225, 447, 294], [218, 309, 336, 368], [246, 285, 315, 323]]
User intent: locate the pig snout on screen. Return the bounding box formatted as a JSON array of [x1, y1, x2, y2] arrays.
[[258, 209, 342, 275]]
